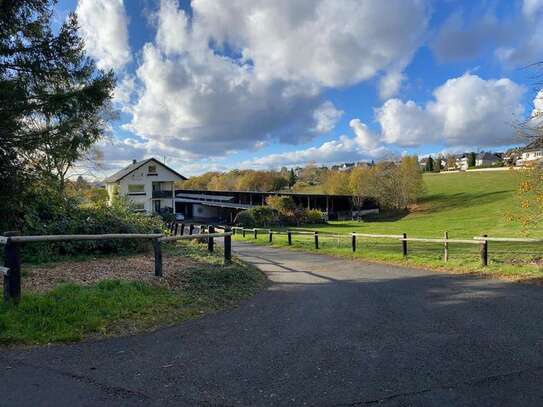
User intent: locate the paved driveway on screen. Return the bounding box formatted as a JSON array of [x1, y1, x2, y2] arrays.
[[2, 242, 543, 406]]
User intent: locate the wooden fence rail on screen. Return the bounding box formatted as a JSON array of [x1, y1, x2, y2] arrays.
[[234, 226, 540, 268], [1, 226, 232, 305]]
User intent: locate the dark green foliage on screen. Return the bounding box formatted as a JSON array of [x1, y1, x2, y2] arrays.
[[468, 152, 476, 168], [19, 196, 165, 263], [1, 0, 115, 230], [237, 204, 325, 227], [424, 156, 434, 172], [288, 168, 297, 189]]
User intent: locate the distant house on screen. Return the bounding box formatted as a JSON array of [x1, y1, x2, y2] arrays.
[[475, 152, 502, 167], [518, 148, 543, 166], [455, 155, 469, 171], [105, 158, 186, 214], [338, 162, 355, 172]]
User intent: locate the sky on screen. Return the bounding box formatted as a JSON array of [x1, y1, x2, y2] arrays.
[[55, 0, 543, 176]]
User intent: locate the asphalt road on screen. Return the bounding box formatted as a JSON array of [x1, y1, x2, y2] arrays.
[[3, 241, 543, 406]]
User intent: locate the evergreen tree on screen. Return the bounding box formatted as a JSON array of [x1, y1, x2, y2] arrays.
[[468, 152, 476, 168], [1, 1, 115, 228], [288, 168, 297, 189], [424, 156, 434, 172]]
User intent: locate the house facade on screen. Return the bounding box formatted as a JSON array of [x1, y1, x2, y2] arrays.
[[518, 149, 543, 166], [105, 158, 186, 214]]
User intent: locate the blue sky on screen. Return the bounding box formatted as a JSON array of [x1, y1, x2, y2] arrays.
[[59, 0, 543, 176]]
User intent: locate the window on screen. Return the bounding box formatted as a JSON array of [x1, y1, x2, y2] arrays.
[[148, 165, 157, 174], [132, 202, 145, 211], [128, 184, 145, 194]]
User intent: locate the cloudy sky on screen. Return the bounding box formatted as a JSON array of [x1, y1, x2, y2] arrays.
[[56, 0, 543, 176]]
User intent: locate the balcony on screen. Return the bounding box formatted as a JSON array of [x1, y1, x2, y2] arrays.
[[152, 190, 172, 199]]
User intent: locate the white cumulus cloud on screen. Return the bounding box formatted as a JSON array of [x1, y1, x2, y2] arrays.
[[121, 0, 429, 158], [76, 0, 131, 71], [377, 73, 525, 148]]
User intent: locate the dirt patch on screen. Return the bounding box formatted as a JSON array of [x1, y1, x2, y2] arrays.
[[1, 253, 202, 293]]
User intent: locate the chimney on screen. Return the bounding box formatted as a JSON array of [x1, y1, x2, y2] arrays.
[[132, 159, 137, 164]]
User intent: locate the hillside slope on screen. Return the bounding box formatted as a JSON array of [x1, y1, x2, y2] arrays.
[[315, 170, 539, 238]]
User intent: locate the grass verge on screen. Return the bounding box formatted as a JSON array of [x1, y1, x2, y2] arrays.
[[0, 242, 266, 345], [234, 232, 543, 284]]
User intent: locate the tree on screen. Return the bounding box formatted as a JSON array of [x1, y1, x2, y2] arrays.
[[424, 156, 434, 172], [288, 168, 297, 189], [1, 1, 115, 227], [468, 152, 476, 168], [322, 171, 351, 195]]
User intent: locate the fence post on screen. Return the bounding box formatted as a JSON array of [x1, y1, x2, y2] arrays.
[[314, 231, 319, 250], [170, 222, 175, 234], [189, 224, 194, 235], [153, 238, 163, 277], [233, 227, 236, 235], [224, 227, 232, 263], [269, 229, 273, 243], [3, 232, 21, 304], [242, 228, 246, 238], [352, 233, 356, 252], [443, 231, 449, 262], [180, 223, 185, 235], [480, 234, 488, 266], [402, 233, 408, 257], [287, 231, 292, 245], [208, 225, 215, 252], [174, 223, 179, 236], [254, 228, 258, 239]]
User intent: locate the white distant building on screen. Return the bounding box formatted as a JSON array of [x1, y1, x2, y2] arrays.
[[105, 158, 186, 214], [518, 148, 543, 166], [456, 155, 469, 171]]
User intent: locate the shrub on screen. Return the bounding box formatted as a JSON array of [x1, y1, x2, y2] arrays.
[[18, 197, 165, 263], [237, 210, 256, 227], [304, 209, 325, 224], [237, 206, 275, 227]]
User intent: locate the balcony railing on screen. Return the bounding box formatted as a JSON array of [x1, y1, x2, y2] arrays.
[[152, 190, 172, 199]]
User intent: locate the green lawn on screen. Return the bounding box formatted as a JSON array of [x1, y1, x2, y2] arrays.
[[0, 242, 266, 345], [236, 170, 543, 282]]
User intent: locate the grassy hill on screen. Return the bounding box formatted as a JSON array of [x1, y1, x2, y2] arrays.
[[309, 169, 535, 238]]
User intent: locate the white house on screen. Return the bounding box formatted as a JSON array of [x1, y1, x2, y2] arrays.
[[456, 155, 469, 171], [518, 148, 543, 166], [105, 158, 186, 214]]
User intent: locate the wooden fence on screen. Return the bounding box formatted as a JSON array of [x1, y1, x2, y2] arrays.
[[233, 227, 540, 269], [1, 224, 232, 304]]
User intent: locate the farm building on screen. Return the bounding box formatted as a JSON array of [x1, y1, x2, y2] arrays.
[[174, 189, 379, 223]]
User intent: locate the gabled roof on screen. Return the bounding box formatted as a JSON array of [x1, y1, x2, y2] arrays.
[[104, 158, 187, 183]]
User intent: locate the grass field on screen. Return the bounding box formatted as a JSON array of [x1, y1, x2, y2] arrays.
[[0, 242, 266, 345], [236, 170, 543, 282]]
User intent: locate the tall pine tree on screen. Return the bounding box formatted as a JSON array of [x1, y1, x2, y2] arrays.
[[0, 1, 115, 228]]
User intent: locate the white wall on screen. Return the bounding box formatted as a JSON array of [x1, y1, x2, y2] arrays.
[[106, 160, 182, 213]]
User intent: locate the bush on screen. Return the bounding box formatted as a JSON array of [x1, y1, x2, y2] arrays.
[[304, 209, 325, 224], [237, 206, 275, 227], [236, 206, 325, 227], [18, 196, 165, 263]]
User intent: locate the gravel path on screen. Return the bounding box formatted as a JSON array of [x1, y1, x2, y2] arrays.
[[3, 241, 543, 406]]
